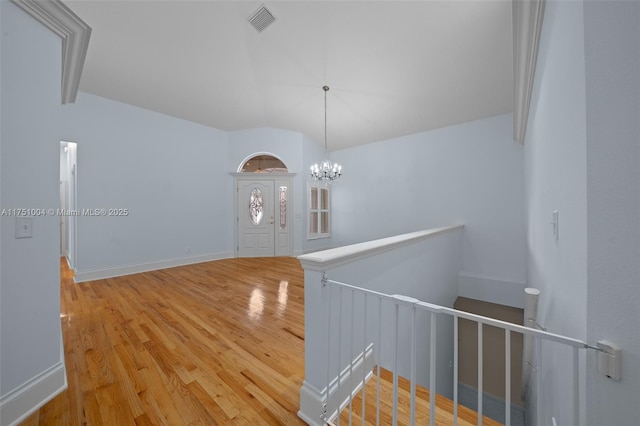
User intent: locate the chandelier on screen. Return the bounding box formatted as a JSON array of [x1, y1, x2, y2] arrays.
[[310, 86, 342, 184]]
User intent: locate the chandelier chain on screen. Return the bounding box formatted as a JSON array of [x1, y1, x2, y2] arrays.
[[324, 85, 329, 154]]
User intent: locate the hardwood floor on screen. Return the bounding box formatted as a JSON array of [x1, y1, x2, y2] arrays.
[[338, 368, 501, 426], [21, 257, 501, 425], [22, 257, 307, 425]]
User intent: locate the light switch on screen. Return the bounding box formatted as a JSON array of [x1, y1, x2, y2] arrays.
[[15, 217, 33, 239], [551, 210, 559, 240]]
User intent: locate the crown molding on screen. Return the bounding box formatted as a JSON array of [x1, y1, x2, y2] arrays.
[[513, 0, 546, 144], [10, 0, 91, 104]]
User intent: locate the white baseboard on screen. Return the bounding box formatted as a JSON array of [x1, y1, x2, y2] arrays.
[[298, 381, 326, 426], [0, 362, 67, 426], [298, 344, 375, 425], [74, 251, 233, 282], [458, 272, 526, 308]]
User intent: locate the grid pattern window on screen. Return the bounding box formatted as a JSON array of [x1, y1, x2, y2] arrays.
[[308, 183, 330, 239]]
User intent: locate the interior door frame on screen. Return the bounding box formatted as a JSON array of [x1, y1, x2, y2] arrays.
[[231, 172, 296, 257], [60, 141, 78, 270]]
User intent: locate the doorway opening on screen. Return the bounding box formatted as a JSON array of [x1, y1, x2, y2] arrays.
[[60, 141, 77, 269]]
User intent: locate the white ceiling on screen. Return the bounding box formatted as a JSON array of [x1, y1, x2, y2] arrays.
[[64, 1, 513, 150]]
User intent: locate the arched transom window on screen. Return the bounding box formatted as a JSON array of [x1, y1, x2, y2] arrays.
[[240, 155, 288, 173]]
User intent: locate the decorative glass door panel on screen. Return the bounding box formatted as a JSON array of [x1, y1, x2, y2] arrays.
[[238, 181, 274, 257], [249, 189, 264, 225]]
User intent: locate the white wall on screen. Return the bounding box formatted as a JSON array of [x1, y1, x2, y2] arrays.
[[61, 97, 317, 276], [58, 94, 336, 276], [524, 2, 588, 424], [58, 95, 527, 301], [583, 1, 640, 424], [525, 1, 640, 425], [60, 92, 232, 280], [0, 1, 66, 423], [332, 114, 526, 304]]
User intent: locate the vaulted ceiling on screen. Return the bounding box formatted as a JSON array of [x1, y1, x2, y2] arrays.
[[64, 1, 513, 150]]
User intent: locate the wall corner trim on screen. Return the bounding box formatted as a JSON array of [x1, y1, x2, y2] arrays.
[[0, 361, 67, 426], [513, 0, 546, 144], [10, 0, 91, 104]]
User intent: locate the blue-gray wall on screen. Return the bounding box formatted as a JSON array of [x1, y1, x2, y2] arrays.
[[332, 114, 526, 300], [61, 93, 232, 275], [0, 0, 66, 420], [61, 95, 525, 298], [584, 1, 640, 423], [525, 1, 588, 424], [526, 1, 640, 424]]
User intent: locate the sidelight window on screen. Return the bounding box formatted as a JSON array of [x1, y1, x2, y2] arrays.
[[279, 186, 287, 230]]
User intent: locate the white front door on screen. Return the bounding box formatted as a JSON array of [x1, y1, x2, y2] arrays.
[[238, 180, 275, 257], [236, 176, 293, 257]]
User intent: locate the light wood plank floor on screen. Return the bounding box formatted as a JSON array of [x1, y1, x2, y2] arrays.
[[21, 257, 501, 426], [338, 368, 501, 426], [22, 257, 307, 425]]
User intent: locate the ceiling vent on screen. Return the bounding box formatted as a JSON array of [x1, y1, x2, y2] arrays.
[[248, 5, 276, 33]]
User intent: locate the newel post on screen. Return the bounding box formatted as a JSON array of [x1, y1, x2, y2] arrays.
[[297, 266, 330, 425]]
